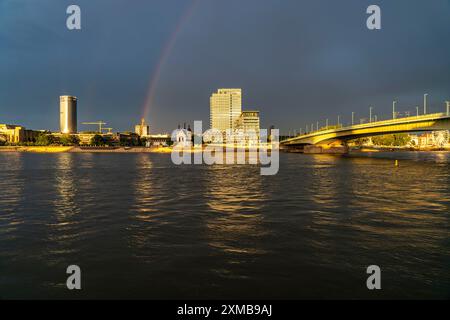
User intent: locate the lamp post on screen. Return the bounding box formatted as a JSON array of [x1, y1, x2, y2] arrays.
[[416, 106, 419, 117], [352, 112, 355, 126], [424, 93, 428, 115], [337, 115, 341, 128], [393, 100, 397, 119]]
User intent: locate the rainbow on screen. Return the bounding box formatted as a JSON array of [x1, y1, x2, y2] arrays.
[[141, 0, 201, 120]]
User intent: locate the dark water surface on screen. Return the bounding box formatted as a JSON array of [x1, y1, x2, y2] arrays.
[[0, 152, 449, 299]]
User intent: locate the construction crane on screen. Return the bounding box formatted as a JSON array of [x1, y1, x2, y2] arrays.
[[82, 121, 107, 133], [102, 127, 114, 134]]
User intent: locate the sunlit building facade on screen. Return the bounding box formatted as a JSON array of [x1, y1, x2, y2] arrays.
[[409, 131, 450, 147], [210, 89, 242, 132], [135, 118, 150, 137], [234, 111, 260, 145], [60, 95, 77, 134], [0, 124, 40, 143], [235, 111, 260, 135]]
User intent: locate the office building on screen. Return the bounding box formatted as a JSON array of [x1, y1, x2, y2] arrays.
[[210, 89, 242, 132], [235, 111, 260, 135], [60, 95, 77, 134], [235, 111, 260, 144]]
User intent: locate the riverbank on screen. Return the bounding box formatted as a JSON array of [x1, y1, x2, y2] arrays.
[[0, 145, 276, 153], [2, 145, 449, 154], [352, 146, 450, 152], [0, 146, 173, 153]]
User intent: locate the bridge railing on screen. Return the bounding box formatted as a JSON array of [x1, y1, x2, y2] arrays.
[[339, 112, 448, 131]]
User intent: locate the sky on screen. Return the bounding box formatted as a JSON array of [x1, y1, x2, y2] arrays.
[[1, 0, 449, 134]]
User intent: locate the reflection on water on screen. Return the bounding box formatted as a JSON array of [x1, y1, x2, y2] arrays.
[[54, 154, 80, 220], [0, 153, 25, 241], [204, 165, 268, 280], [128, 154, 158, 253], [0, 152, 449, 299], [308, 155, 341, 210], [133, 154, 155, 217]]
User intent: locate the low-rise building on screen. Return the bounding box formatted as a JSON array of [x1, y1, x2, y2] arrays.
[[145, 134, 170, 147], [409, 131, 450, 147], [0, 124, 40, 143]]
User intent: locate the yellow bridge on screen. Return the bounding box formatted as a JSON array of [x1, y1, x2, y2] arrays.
[[281, 112, 450, 151]]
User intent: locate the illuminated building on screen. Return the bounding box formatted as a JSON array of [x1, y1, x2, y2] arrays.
[[0, 124, 40, 143], [135, 118, 150, 137], [235, 110, 260, 135], [210, 88, 242, 132], [60, 95, 77, 134]]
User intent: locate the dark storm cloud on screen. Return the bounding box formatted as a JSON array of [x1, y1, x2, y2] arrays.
[[1, 0, 449, 133]]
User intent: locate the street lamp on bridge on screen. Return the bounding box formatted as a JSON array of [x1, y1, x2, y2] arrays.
[[393, 100, 397, 119], [424, 93, 428, 115]]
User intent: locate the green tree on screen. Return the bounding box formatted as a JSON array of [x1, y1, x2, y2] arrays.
[[372, 134, 411, 146], [0, 135, 6, 146], [392, 134, 411, 146], [352, 137, 371, 146], [90, 134, 104, 146], [60, 134, 80, 146]]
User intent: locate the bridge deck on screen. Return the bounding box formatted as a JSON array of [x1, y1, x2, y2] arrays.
[[282, 112, 450, 145]]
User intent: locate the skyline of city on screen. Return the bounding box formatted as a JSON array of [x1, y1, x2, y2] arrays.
[[1, 1, 450, 303], [1, 0, 449, 133]]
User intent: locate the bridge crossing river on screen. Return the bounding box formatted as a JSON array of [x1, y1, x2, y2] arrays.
[[281, 112, 450, 148]]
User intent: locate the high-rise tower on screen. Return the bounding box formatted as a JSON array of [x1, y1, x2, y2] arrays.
[[210, 89, 242, 132], [60, 95, 77, 134]]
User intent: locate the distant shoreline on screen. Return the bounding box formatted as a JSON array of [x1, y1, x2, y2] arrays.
[[1, 146, 449, 154], [0, 146, 173, 153], [352, 146, 450, 152]]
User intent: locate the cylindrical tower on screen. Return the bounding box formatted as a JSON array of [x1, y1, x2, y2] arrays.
[[60, 95, 77, 134]]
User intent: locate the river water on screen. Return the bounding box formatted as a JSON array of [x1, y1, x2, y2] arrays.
[[0, 151, 449, 299]]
